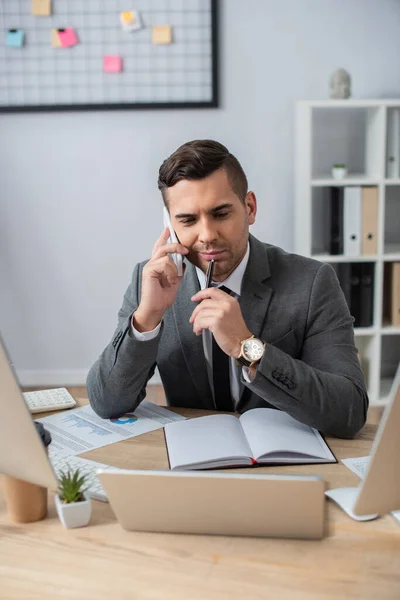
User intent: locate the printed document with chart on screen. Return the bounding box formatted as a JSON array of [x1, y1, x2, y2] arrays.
[[36, 400, 185, 457]]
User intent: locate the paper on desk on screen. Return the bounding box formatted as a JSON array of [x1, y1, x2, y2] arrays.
[[342, 456, 400, 524], [36, 400, 185, 457], [341, 456, 370, 478]]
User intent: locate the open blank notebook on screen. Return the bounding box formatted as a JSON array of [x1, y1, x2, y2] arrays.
[[164, 408, 336, 470]]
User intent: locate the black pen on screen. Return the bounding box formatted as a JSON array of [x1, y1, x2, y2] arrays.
[[205, 259, 215, 288]]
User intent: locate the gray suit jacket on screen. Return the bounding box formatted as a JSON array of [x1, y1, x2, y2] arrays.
[[87, 235, 368, 438]]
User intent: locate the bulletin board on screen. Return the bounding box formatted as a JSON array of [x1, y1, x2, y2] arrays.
[[0, 0, 218, 112]]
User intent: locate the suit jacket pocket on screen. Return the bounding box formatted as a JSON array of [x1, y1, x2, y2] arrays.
[[269, 328, 297, 356]]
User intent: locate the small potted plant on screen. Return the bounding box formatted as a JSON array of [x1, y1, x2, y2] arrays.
[[55, 467, 92, 529], [331, 163, 347, 180]]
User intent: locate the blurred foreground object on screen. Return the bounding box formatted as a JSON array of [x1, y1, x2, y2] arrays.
[[3, 423, 51, 523]]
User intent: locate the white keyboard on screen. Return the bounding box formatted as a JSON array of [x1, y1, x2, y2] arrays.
[[23, 388, 77, 414], [49, 450, 116, 502]]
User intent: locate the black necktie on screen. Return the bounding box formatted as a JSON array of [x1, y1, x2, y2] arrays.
[[212, 285, 233, 412]]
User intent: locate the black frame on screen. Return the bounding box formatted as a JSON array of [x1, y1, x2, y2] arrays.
[[0, 0, 219, 113]]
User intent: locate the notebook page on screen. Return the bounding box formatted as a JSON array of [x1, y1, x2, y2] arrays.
[[239, 408, 334, 461], [164, 414, 253, 469]]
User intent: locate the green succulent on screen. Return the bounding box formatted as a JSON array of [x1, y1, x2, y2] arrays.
[[333, 163, 346, 168], [58, 467, 89, 504]]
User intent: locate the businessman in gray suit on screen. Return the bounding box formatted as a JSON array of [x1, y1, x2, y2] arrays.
[[87, 140, 368, 438]]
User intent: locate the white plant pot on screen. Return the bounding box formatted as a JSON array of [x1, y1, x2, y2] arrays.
[[55, 493, 92, 529], [331, 167, 347, 180]]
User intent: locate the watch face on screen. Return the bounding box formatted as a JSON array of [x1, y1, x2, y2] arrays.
[[243, 338, 264, 361]]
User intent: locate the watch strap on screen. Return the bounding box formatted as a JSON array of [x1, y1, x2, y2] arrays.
[[236, 355, 254, 368]]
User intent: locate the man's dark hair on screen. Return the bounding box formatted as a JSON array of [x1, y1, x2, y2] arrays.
[[158, 139, 248, 204]]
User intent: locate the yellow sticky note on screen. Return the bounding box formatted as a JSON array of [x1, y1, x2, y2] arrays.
[[152, 25, 172, 45], [121, 11, 135, 24], [32, 0, 51, 16], [51, 28, 61, 48]]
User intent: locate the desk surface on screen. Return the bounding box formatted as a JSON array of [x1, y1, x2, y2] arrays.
[[1, 399, 399, 600]]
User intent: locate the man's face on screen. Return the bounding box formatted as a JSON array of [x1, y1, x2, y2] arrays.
[[166, 168, 257, 282]]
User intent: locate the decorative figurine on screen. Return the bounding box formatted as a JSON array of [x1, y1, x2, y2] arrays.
[[330, 69, 351, 99]]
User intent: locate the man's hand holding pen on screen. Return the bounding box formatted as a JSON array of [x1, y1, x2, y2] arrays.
[[190, 259, 252, 359]]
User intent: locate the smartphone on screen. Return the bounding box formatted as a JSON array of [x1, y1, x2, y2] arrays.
[[163, 206, 183, 276]]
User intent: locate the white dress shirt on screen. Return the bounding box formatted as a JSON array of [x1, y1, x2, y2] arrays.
[[131, 243, 251, 408]]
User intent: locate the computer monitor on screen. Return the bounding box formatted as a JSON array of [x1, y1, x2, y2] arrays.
[[0, 334, 59, 490], [327, 362, 400, 519], [353, 362, 400, 516]]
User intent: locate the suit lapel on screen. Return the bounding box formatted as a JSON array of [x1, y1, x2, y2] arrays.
[[239, 235, 274, 402], [171, 260, 215, 409], [240, 235, 273, 337]]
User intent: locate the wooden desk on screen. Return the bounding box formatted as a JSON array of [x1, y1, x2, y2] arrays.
[[1, 400, 399, 600]]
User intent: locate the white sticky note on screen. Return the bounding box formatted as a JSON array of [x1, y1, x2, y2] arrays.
[[120, 10, 142, 32]]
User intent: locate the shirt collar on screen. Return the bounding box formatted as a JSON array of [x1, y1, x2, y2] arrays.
[[195, 242, 250, 296]]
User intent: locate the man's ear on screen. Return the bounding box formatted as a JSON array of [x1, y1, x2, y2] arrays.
[[245, 191, 257, 224]]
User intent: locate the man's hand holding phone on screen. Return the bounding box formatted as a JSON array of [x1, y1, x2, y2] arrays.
[[134, 228, 188, 333]]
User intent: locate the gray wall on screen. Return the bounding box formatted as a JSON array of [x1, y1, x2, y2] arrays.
[[1, 0, 400, 384]]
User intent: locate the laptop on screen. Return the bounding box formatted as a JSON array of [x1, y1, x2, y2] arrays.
[[326, 362, 400, 519], [97, 468, 325, 539]]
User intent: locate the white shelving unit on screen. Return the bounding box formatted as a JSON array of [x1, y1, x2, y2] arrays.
[[295, 99, 400, 406]]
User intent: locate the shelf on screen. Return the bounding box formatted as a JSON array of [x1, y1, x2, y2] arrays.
[[383, 243, 400, 261], [312, 251, 400, 262], [354, 328, 377, 336], [383, 255, 400, 262], [311, 176, 380, 187], [311, 254, 378, 263], [299, 99, 400, 108], [384, 179, 400, 186], [296, 99, 400, 406], [381, 327, 400, 335]]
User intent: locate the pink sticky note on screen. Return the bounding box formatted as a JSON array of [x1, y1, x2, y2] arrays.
[[58, 28, 78, 48], [104, 55, 122, 73]]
